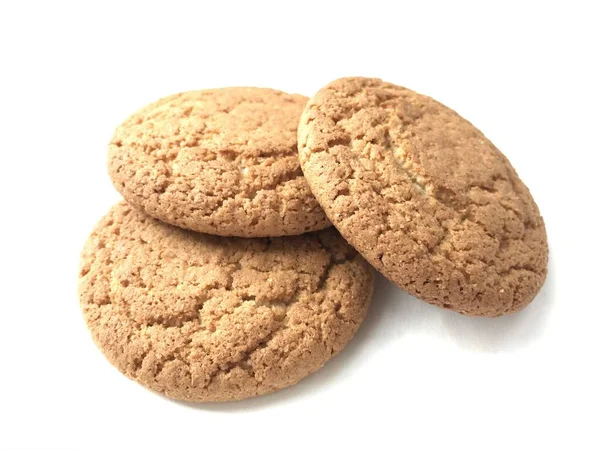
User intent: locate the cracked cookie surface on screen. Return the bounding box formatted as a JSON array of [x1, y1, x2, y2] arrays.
[[109, 87, 330, 237], [298, 77, 548, 317], [79, 203, 373, 401]]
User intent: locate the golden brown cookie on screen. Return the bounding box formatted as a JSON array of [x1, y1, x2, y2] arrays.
[[298, 77, 548, 317], [109, 87, 330, 237], [79, 203, 373, 402]]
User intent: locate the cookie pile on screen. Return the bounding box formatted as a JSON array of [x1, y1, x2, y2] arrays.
[[79, 78, 548, 402]]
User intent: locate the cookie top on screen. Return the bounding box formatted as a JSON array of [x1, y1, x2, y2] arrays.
[[79, 203, 373, 402], [109, 87, 330, 237], [298, 77, 548, 317]]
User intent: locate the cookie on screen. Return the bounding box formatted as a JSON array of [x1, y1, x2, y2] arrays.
[[109, 87, 330, 237], [298, 77, 548, 317], [79, 203, 373, 402]]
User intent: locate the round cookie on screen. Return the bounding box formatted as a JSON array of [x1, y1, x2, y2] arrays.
[[298, 77, 548, 317], [79, 202, 373, 402], [109, 87, 330, 237]]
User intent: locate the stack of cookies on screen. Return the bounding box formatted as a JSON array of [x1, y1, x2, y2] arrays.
[[79, 78, 548, 402]]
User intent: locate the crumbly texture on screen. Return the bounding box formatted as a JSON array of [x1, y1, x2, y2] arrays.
[[109, 87, 330, 237], [79, 203, 373, 402], [298, 77, 548, 317]]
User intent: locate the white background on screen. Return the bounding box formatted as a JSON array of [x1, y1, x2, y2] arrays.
[[1, 1, 598, 449]]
